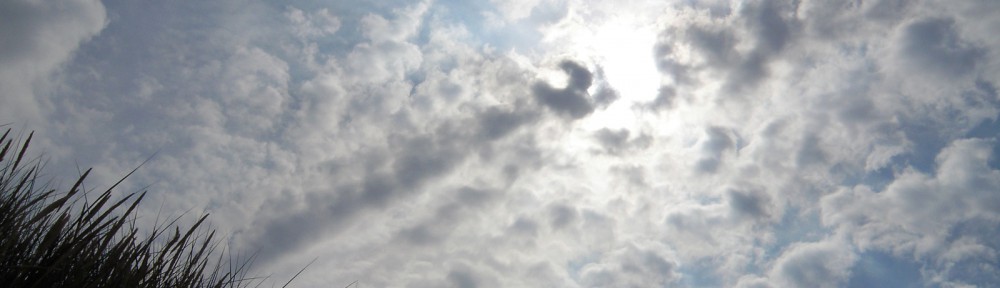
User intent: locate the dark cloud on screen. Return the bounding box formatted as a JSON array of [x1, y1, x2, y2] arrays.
[[562, 60, 593, 89], [473, 105, 545, 169], [975, 79, 998, 102], [685, 26, 738, 69], [643, 86, 677, 111], [533, 60, 595, 119], [654, 43, 694, 86], [797, 1, 860, 39], [579, 244, 679, 287], [727, 188, 772, 221], [592, 128, 652, 156], [590, 66, 620, 108], [898, 18, 982, 77], [696, 126, 734, 173], [591, 85, 619, 108], [726, 0, 795, 92], [508, 217, 539, 237], [0, 1, 55, 64], [243, 114, 526, 262], [796, 134, 826, 167], [864, 0, 915, 23], [242, 177, 381, 263], [397, 186, 500, 246], [0, 0, 103, 72], [548, 203, 578, 230], [0, 0, 105, 156], [392, 135, 463, 187], [744, 0, 791, 53], [593, 128, 629, 153], [447, 266, 479, 288], [400, 224, 439, 246], [454, 186, 495, 206], [656, 0, 798, 96], [477, 106, 537, 141]]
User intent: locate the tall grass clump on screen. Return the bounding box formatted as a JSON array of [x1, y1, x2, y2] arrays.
[[0, 128, 258, 287]]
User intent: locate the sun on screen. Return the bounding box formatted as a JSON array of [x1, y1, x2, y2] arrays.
[[534, 10, 661, 132], [579, 18, 661, 131], [591, 20, 660, 104]]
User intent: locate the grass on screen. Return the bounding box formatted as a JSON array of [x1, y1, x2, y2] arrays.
[[0, 128, 263, 288]]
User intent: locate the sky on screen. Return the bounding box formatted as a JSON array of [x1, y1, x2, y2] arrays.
[[2, 0, 1000, 287]]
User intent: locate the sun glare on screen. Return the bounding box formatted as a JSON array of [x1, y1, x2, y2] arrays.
[[592, 21, 660, 103], [580, 19, 660, 131]]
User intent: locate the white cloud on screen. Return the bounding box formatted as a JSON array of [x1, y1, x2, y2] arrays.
[[286, 7, 341, 39], [4, 0, 1000, 287], [578, 242, 679, 287], [490, 0, 543, 22], [0, 0, 106, 144], [768, 239, 857, 288], [822, 139, 1000, 263]]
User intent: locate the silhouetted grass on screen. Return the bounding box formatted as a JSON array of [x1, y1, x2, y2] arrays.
[[0, 128, 260, 287]]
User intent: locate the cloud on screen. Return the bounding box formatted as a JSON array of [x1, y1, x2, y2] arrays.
[[547, 203, 578, 230], [726, 186, 773, 222], [4, 0, 1000, 287], [589, 66, 620, 108], [489, 0, 543, 22], [0, 0, 105, 134], [532, 60, 595, 119], [695, 126, 735, 174], [822, 139, 1000, 266], [286, 7, 341, 39], [477, 107, 539, 142], [578, 242, 679, 287], [225, 2, 563, 272], [649, 0, 1000, 285], [768, 239, 857, 288], [591, 128, 651, 156], [653, 0, 796, 97], [894, 17, 982, 77]]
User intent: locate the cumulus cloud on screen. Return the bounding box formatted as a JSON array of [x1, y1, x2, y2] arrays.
[[821, 139, 1000, 285], [649, 0, 1000, 285], [695, 126, 735, 174], [579, 243, 679, 287], [4, 0, 1000, 287], [0, 0, 105, 138], [894, 17, 982, 77], [532, 60, 596, 119], [768, 240, 857, 288]]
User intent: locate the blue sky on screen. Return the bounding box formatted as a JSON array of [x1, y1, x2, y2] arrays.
[[3, 0, 1000, 287]]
